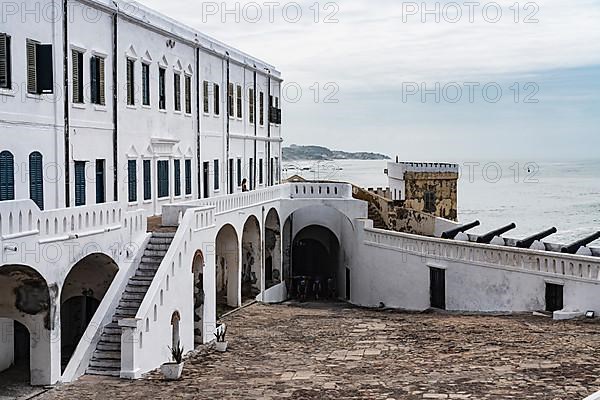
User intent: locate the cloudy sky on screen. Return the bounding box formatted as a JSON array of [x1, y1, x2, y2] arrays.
[[139, 0, 600, 161]]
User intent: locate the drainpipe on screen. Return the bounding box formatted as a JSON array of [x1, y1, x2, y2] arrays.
[[266, 71, 271, 186], [225, 54, 230, 194], [62, 0, 70, 207], [112, 10, 118, 202], [261, 205, 266, 300], [196, 46, 201, 198], [253, 69, 257, 190]]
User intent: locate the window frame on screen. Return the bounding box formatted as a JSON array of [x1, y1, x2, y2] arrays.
[[0, 151, 15, 201], [185, 159, 192, 195], [157, 160, 170, 198], [128, 159, 137, 203], [213, 159, 220, 191], [203, 80, 210, 114], [141, 62, 151, 106], [90, 54, 106, 105], [74, 161, 86, 206], [126, 58, 135, 106], [143, 159, 152, 201], [236, 85, 242, 119], [184, 74, 192, 115], [174, 159, 181, 197], [213, 83, 220, 115], [173, 72, 182, 112], [158, 67, 166, 110], [259, 92, 264, 126], [0, 33, 11, 90]]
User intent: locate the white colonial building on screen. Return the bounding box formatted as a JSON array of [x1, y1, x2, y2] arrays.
[[2, 0, 600, 389]]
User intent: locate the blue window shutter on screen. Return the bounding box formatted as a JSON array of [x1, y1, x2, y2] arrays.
[[185, 159, 192, 195], [74, 161, 86, 206], [29, 152, 44, 209], [143, 160, 151, 200], [0, 151, 15, 201], [157, 160, 169, 198], [174, 160, 181, 197], [128, 160, 137, 202]]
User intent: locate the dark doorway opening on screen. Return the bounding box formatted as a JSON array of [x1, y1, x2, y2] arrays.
[[291, 225, 339, 301], [545, 283, 564, 312], [61, 295, 100, 370], [430, 267, 446, 310]]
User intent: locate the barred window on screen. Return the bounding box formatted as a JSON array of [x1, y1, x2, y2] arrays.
[[249, 88, 255, 124], [228, 83, 234, 117], [174, 73, 181, 112], [158, 67, 166, 110], [142, 63, 150, 106]]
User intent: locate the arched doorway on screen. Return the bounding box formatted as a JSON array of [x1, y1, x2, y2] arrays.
[[242, 216, 261, 302], [265, 209, 282, 289], [192, 251, 205, 347], [0, 264, 54, 385], [61, 254, 118, 371], [215, 224, 240, 315], [291, 225, 340, 300]]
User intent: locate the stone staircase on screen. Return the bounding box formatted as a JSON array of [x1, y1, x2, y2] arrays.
[[86, 231, 176, 377], [368, 203, 388, 229]]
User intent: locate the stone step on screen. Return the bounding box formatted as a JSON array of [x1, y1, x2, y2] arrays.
[[118, 299, 142, 309], [87, 368, 121, 377], [141, 256, 164, 265], [97, 341, 120, 352], [143, 249, 168, 257], [138, 262, 160, 271], [135, 269, 158, 277], [146, 243, 171, 251], [100, 333, 121, 343], [152, 232, 176, 238], [148, 237, 174, 245], [92, 350, 121, 360], [89, 358, 120, 369], [122, 292, 146, 301], [102, 325, 122, 335], [129, 275, 155, 282], [125, 284, 151, 293]]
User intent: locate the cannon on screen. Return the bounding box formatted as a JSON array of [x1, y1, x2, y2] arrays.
[[476, 223, 517, 244], [441, 220, 481, 239], [561, 231, 600, 254], [515, 227, 558, 249]]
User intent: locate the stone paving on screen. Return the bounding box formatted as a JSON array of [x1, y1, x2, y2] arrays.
[[36, 302, 600, 399]]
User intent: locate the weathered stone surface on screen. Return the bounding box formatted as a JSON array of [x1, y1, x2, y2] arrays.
[[37, 302, 600, 399]]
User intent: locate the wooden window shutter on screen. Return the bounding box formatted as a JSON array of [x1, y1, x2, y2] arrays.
[[185, 75, 191, 114], [203, 81, 209, 113], [127, 59, 134, 105], [0, 151, 15, 201], [72, 50, 80, 103], [0, 34, 8, 89], [98, 57, 105, 105], [29, 152, 44, 210], [26, 40, 37, 94]]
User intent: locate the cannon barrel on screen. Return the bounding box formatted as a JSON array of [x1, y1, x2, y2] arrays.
[[441, 220, 481, 239], [515, 227, 558, 249], [561, 231, 600, 254], [476, 223, 517, 244]]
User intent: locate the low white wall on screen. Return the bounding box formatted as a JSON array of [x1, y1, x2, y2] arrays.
[[262, 282, 287, 303], [0, 318, 14, 372], [352, 225, 600, 313]]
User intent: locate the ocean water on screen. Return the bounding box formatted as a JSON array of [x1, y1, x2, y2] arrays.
[[282, 159, 600, 247]]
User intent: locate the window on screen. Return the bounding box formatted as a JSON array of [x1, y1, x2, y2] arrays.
[[227, 83, 234, 117], [185, 159, 192, 195], [259, 92, 264, 125], [72, 50, 84, 103], [237, 158, 242, 187], [174, 159, 181, 197], [174, 72, 181, 112], [185, 75, 192, 114], [259, 158, 263, 184], [228, 158, 234, 194], [274, 157, 279, 183], [0, 151, 15, 201], [236, 85, 242, 118], [249, 89, 255, 124], [249, 158, 254, 189], [0, 33, 11, 89], [143, 160, 151, 200], [128, 160, 137, 202], [126, 58, 135, 106], [424, 191, 436, 213], [213, 83, 220, 115], [96, 159, 105, 204], [269, 158, 274, 186], [90, 55, 105, 105], [213, 159, 220, 190], [142, 63, 150, 106], [159, 67, 166, 110], [157, 160, 169, 198], [27, 39, 53, 95], [74, 161, 86, 206], [203, 81, 209, 113], [29, 152, 44, 209]]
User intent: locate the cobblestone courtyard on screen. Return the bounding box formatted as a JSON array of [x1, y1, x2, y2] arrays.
[[34, 302, 600, 399]]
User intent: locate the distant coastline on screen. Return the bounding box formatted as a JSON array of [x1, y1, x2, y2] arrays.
[[283, 144, 390, 161]]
